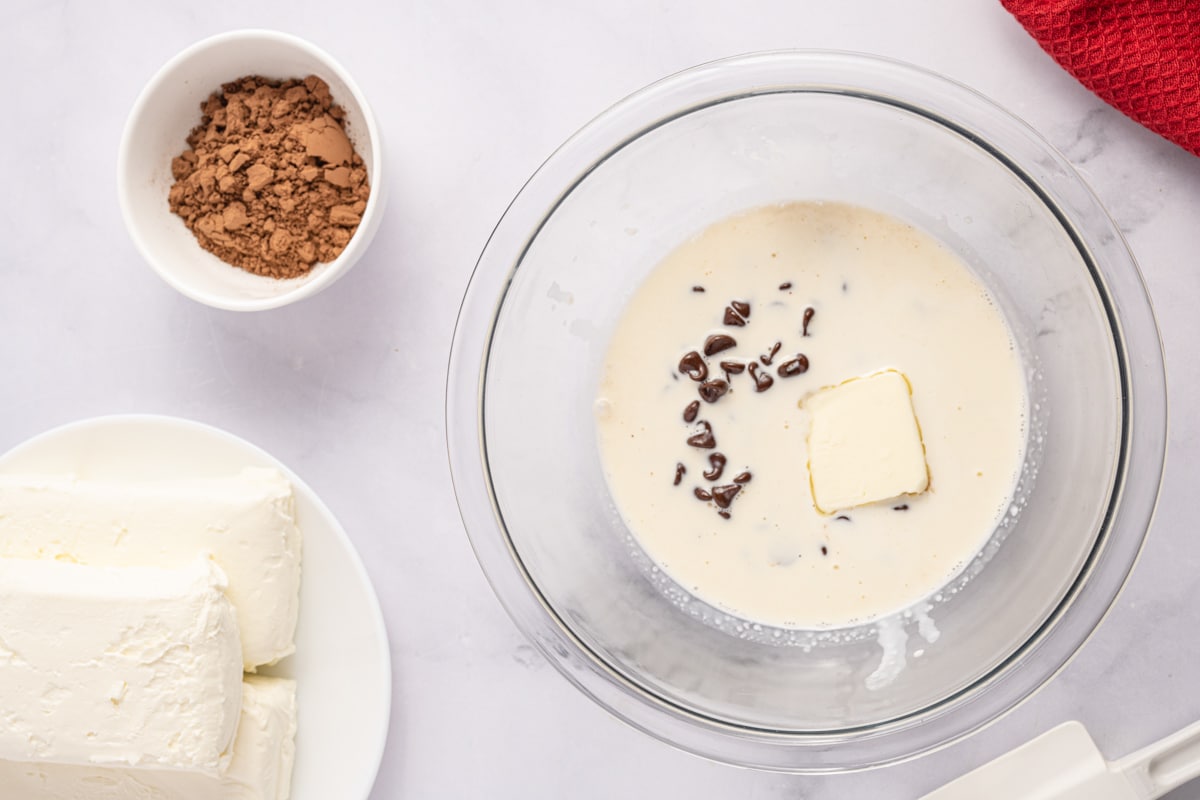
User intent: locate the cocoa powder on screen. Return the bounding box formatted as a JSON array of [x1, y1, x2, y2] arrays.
[[168, 75, 370, 279]]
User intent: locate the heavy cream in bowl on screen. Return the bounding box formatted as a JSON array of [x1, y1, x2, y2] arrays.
[[596, 201, 1028, 630]]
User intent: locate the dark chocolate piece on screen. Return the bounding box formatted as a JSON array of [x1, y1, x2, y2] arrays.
[[682, 400, 700, 423], [720, 360, 745, 375], [698, 379, 729, 403], [777, 355, 809, 377], [704, 334, 737, 356], [802, 306, 815, 337], [779, 282, 792, 290], [732, 471, 752, 484], [723, 306, 747, 327], [673, 463, 686, 486], [711, 483, 742, 509], [678, 351, 707, 382], [694, 487, 712, 501], [703, 453, 727, 481], [692, 285, 706, 292], [686, 421, 716, 449], [747, 362, 773, 392], [760, 341, 781, 365]]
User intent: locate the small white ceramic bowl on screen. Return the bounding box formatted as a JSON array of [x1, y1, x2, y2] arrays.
[[118, 30, 385, 311]]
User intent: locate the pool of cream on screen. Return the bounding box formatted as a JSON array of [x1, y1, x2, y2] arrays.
[[595, 201, 1029, 634]]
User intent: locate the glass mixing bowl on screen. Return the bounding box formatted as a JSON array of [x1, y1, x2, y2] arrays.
[[446, 52, 1166, 771]]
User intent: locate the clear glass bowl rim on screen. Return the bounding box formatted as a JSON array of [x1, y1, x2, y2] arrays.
[[445, 50, 1168, 773]]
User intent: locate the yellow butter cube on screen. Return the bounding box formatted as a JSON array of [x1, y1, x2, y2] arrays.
[[806, 369, 930, 514]]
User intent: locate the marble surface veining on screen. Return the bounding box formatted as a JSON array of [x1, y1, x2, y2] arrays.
[[3, 0, 1200, 798]]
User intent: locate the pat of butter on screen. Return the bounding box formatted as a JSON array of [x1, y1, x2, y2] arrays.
[[0, 556, 242, 775], [805, 369, 930, 513]]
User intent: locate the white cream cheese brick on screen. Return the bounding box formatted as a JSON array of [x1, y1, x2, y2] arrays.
[[0, 556, 242, 775], [0, 676, 298, 800], [224, 676, 298, 800], [0, 467, 302, 670]]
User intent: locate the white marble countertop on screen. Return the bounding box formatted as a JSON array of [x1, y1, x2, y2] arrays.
[[5, 1, 1200, 797]]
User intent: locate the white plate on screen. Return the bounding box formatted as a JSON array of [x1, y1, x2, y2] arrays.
[[0, 414, 391, 800]]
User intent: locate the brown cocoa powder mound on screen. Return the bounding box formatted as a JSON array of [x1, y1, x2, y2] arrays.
[[167, 75, 370, 280]]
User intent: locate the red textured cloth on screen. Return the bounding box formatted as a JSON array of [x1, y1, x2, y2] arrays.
[[1002, 0, 1200, 156]]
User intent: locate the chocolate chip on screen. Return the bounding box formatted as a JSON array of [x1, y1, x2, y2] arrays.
[[733, 471, 752, 484], [682, 400, 700, 423], [732, 300, 750, 319], [802, 306, 815, 337], [711, 483, 742, 509], [694, 487, 712, 501], [718, 510, 731, 519], [703, 453, 727, 481], [747, 362, 773, 392], [893, 504, 909, 511], [720, 360, 745, 375], [704, 334, 737, 356], [779, 282, 792, 290], [686, 421, 716, 449], [777, 355, 809, 377], [760, 341, 781, 365], [673, 463, 686, 486], [692, 285, 706, 292], [698, 379, 729, 403], [678, 351, 707, 382], [723, 306, 747, 327]]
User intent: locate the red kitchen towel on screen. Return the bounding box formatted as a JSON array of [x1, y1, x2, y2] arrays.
[[1001, 0, 1200, 156]]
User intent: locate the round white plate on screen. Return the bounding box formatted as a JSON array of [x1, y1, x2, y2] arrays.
[[0, 414, 391, 800]]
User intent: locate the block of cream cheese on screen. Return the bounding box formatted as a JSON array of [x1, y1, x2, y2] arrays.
[[0, 675, 298, 800], [0, 467, 301, 670], [223, 675, 298, 800], [0, 556, 242, 775], [805, 369, 930, 513]]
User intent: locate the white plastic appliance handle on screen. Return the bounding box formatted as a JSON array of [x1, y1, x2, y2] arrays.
[[1116, 719, 1200, 799]]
